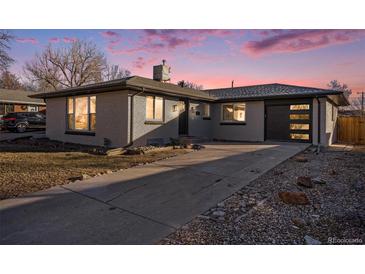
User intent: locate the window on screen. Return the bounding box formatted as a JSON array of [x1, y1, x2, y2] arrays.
[[203, 103, 210, 118], [290, 104, 310, 110], [222, 103, 245, 122], [146, 96, 163, 121], [290, 124, 310, 130], [290, 114, 310, 120], [67, 96, 96, 131], [4, 104, 14, 114], [290, 133, 310, 140], [27, 106, 38, 112]]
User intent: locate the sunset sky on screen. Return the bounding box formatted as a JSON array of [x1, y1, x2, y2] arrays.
[[7, 29, 365, 94]]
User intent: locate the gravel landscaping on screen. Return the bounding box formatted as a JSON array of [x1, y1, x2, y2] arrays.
[[0, 138, 190, 200], [161, 145, 365, 245]]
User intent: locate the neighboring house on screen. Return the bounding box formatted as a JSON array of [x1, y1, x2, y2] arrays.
[[29, 70, 349, 148], [0, 88, 46, 116]]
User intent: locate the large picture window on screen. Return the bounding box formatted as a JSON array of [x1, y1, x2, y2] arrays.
[[222, 103, 245, 122], [67, 96, 96, 131], [146, 96, 163, 121]]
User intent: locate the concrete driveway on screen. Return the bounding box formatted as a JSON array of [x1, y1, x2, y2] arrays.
[[0, 130, 45, 141], [0, 142, 309, 244]]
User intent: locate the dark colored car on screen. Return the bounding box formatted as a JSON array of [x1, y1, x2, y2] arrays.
[[1, 112, 46, 133]]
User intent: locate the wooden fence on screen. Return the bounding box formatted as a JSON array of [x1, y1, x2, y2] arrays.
[[337, 116, 365, 145]]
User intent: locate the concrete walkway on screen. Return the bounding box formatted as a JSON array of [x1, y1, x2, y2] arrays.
[[0, 142, 309, 244]]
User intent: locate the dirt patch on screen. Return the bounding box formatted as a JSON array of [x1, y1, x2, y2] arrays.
[[160, 146, 365, 245], [0, 139, 190, 199]]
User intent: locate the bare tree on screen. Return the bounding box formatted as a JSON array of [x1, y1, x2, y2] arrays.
[[327, 80, 352, 97], [0, 30, 14, 72], [0, 71, 24, 89], [24, 40, 107, 91], [177, 80, 203, 90], [103, 64, 131, 81]]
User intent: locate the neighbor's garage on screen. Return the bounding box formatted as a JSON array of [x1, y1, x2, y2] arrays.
[[265, 99, 312, 142]]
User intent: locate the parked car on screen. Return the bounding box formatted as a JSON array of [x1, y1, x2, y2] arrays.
[[1, 112, 46, 133]]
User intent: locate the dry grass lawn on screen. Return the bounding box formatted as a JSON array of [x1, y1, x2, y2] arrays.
[[0, 140, 189, 200]]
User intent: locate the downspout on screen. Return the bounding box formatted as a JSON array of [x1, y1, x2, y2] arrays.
[[315, 97, 321, 153], [124, 87, 145, 148]]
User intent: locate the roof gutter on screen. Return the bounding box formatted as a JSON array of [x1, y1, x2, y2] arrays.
[[315, 97, 321, 153], [0, 100, 46, 105]]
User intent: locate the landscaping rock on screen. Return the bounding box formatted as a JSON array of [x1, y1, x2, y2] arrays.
[[292, 217, 307, 228], [329, 169, 337, 175], [212, 210, 225, 217], [247, 198, 257, 207], [297, 176, 314, 188], [294, 156, 308, 162], [68, 175, 83, 182], [217, 202, 225, 207], [312, 177, 326, 185], [313, 203, 321, 210], [304, 235, 321, 245], [106, 170, 113, 174], [353, 180, 364, 191], [106, 147, 126, 156], [239, 201, 246, 208], [82, 174, 91, 180], [192, 144, 205, 150], [278, 191, 310, 205]]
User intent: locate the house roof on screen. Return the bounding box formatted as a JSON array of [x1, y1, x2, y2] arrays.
[[207, 83, 350, 105], [0, 88, 46, 105], [29, 77, 349, 106], [29, 76, 215, 101], [207, 83, 343, 98]]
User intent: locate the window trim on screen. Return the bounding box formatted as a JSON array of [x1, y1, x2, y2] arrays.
[[221, 102, 246, 123], [202, 103, 211, 119], [145, 95, 164, 122], [66, 95, 96, 133]]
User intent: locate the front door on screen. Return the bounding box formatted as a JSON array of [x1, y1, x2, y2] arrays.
[[266, 105, 290, 141], [178, 99, 189, 135]]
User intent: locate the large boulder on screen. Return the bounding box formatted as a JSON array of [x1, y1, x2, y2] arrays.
[[297, 176, 314, 188], [278, 191, 310, 205]]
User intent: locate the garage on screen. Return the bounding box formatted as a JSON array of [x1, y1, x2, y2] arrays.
[[265, 99, 312, 142]]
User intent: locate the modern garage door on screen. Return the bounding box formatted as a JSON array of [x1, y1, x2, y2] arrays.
[[265, 100, 312, 142]]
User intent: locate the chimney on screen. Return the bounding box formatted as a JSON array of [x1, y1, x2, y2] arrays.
[[153, 60, 171, 82], [231, 80, 234, 88]]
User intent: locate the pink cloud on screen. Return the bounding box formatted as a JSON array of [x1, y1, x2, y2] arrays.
[[133, 57, 146, 69], [63, 37, 77, 43], [101, 31, 119, 38], [132, 56, 157, 70], [106, 29, 239, 56], [244, 30, 365, 56], [49, 37, 60, 43], [15, 37, 38, 44]]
